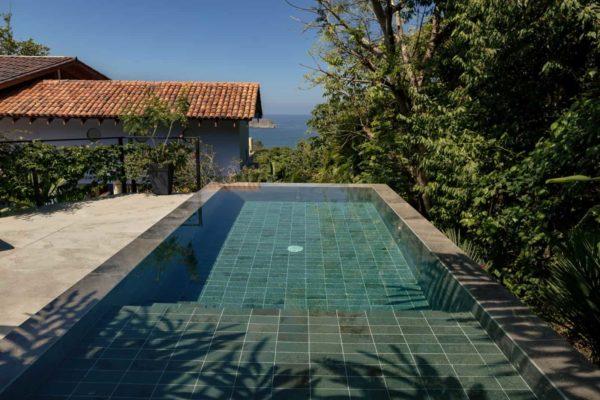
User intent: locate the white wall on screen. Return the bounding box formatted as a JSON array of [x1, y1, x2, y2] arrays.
[[184, 119, 249, 171], [0, 117, 249, 173]]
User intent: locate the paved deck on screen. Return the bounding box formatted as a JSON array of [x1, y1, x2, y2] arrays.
[[0, 193, 192, 339]]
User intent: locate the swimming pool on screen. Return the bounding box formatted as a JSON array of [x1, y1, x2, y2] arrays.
[[1, 184, 594, 399]]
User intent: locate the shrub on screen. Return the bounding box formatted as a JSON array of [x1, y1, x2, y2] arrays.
[[0, 139, 217, 214], [124, 140, 220, 193], [543, 230, 600, 363], [0, 141, 121, 211], [238, 140, 328, 183]]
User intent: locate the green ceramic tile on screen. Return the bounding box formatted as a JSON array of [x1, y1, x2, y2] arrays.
[[496, 375, 530, 390], [27, 200, 540, 400]]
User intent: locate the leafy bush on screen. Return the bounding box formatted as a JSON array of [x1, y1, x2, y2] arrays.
[[0, 139, 216, 214], [443, 228, 485, 267], [121, 92, 189, 166], [543, 231, 600, 363], [0, 141, 121, 211], [239, 140, 327, 183], [124, 140, 219, 192]]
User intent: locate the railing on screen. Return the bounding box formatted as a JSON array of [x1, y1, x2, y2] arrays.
[[0, 135, 203, 207]]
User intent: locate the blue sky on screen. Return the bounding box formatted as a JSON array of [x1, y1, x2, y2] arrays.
[[3, 0, 322, 115]]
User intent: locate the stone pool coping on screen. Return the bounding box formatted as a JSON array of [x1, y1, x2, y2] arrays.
[[367, 184, 600, 400], [0, 182, 598, 399]]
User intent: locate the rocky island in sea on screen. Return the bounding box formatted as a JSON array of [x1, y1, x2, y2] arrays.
[[249, 115, 315, 148], [249, 118, 277, 129]]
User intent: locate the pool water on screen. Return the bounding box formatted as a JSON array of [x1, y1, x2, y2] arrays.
[[193, 201, 428, 310], [28, 187, 537, 400]]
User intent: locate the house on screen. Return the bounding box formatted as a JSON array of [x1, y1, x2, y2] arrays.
[[0, 56, 262, 172], [0, 56, 108, 91]]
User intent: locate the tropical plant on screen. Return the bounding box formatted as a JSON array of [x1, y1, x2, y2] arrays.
[[542, 231, 600, 363], [0, 139, 212, 213], [443, 228, 485, 267], [297, 0, 448, 213], [123, 139, 220, 192], [239, 140, 325, 183], [0, 141, 121, 211]]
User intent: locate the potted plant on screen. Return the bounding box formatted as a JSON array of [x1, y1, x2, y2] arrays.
[[121, 92, 189, 195]]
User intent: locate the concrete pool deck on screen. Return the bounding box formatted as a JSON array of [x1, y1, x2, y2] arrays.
[[0, 193, 192, 339]]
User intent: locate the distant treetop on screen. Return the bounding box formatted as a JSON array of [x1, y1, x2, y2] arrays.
[[0, 13, 49, 56]]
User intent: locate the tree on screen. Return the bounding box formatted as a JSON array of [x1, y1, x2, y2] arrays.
[[426, 0, 599, 302], [295, 0, 447, 214], [0, 12, 49, 56], [120, 92, 190, 165]]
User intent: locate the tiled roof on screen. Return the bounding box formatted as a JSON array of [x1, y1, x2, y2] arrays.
[[0, 80, 262, 120], [0, 56, 74, 84]]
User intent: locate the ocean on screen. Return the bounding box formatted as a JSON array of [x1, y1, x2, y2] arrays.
[[250, 114, 315, 148]]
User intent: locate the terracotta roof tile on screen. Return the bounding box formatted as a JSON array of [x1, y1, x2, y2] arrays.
[[0, 80, 262, 120]]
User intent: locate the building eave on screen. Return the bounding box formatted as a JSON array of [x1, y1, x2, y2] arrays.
[[0, 57, 109, 92]]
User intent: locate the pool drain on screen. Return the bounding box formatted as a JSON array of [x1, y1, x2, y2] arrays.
[[287, 245, 304, 253]]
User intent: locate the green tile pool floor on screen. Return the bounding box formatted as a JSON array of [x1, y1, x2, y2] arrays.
[[192, 201, 428, 310], [36, 305, 536, 400], [30, 200, 538, 399]]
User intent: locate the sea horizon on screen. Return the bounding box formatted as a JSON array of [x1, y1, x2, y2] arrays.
[[250, 114, 316, 148]]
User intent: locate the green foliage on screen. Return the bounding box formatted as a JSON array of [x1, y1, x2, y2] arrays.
[[124, 140, 218, 192], [0, 13, 49, 55], [0, 139, 211, 213], [0, 141, 121, 210], [121, 92, 190, 165], [457, 96, 600, 304], [546, 175, 600, 184], [239, 140, 330, 183], [443, 228, 485, 267], [542, 231, 600, 363]]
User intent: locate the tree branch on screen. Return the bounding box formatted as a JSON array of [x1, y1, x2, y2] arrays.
[[416, 6, 440, 87], [370, 0, 396, 53], [393, 0, 417, 86]]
